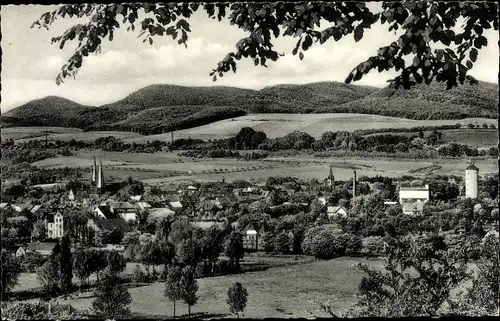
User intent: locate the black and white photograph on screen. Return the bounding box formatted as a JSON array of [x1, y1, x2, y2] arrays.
[[1, 1, 499, 319]]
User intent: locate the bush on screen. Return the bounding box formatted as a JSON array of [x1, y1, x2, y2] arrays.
[[1, 301, 88, 320], [346, 234, 363, 253], [362, 236, 386, 256], [20, 251, 48, 273], [301, 227, 336, 259], [132, 264, 148, 283]]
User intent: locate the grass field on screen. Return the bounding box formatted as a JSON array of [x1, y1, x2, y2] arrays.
[[123, 114, 496, 142], [31, 151, 497, 185], [15, 131, 144, 143], [367, 128, 498, 148], [44, 257, 383, 318], [2, 126, 82, 141]]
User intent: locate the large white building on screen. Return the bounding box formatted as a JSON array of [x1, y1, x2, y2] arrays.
[[465, 163, 479, 199], [399, 184, 430, 215], [45, 212, 64, 239]]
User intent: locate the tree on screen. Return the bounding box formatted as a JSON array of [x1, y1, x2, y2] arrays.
[[59, 234, 73, 293], [1, 250, 21, 298], [139, 238, 163, 276], [31, 220, 47, 242], [33, 3, 497, 90], [224, 231, 245, 271], [201, 227, 223, 275], [349, 235, 468, 317], [227, 282, 248, 318], [164, 264, 182, 317], [180, 265, 198, 317], [106, 250, 126, 275], [447, 231, 499, 316], [274, 230, 292, 254], [92, 272, 132, 318], [37, 260, 60, 296], [73, 248, 91, 288]]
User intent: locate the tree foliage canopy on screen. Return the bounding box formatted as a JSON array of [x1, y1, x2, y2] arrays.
[[33, 1, 498, 89]]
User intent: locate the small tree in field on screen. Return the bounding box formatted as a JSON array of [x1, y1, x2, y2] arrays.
[[92, 272, 132, 318], [164, 264, 182, 317], [227, 282, 248, 318], [180, 265, 198, 317]]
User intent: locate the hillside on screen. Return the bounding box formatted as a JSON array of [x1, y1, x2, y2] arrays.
[[2, 81, 498, 134], [1, 96, 95, 128], [317, 81, 499, 119]]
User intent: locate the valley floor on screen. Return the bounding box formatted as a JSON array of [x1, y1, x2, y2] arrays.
[[30, 151, 498, 185]]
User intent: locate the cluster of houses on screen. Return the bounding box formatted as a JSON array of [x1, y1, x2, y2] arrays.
[[4, 162, 482, 257]]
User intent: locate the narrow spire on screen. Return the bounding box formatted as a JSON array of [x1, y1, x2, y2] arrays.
[[92, 156, 97, 183], [97, 157, 104, 190], [329, 164, 335, 188]]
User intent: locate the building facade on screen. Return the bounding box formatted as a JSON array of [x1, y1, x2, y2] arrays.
[[45, 212, 64, 239], [399, 184, 430, 215]]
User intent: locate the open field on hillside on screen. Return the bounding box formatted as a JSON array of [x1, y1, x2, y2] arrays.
[[2, 126, 82, 141], [45, 257, 384, 318], [15, 131, 144, 143], [31, 151, 497, 185], [440, 129, 498, 147], [125, 114, 496, 142], [367, 128, 497, 148]]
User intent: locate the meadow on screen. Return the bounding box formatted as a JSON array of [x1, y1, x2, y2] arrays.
[[43, 257, 384, 318], [30, 151, 498, 185], [15, 131, 144, 143], [124, 114, 496, 142], [367, 128, 498, 148], [2, 126, 82, 141]]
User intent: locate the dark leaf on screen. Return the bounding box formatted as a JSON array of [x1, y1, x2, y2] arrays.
[[469, 48, 478, 62], [299, 52, 304, 60], [354, 26, 364, 42]]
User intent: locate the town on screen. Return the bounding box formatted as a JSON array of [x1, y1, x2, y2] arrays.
[[1, 1, 499, 319], [1, 149, 498, 317]]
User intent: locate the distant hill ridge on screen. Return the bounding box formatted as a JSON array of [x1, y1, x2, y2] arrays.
[[2, 80, 498, 135]]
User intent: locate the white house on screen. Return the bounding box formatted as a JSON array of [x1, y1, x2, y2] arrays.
[[399, 184, 430, 215], [168, 201, 183, 212], [327, 206, 348, 220], [45, 212, 64, 239], [135, 201, 152, 211]]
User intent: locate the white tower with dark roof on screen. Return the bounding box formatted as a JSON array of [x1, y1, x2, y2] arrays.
[[465, 162, 479, 199]]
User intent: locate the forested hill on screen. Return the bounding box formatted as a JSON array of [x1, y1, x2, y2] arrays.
[[2, 80, 498, 135], [316, 80, 499, 120]]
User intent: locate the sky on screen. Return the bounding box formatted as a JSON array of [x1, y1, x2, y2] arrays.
[[1, 4, 498, 112]]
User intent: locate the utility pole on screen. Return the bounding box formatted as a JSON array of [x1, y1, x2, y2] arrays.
[[43, 130, 49, 147], [171, 131, 174, 144]]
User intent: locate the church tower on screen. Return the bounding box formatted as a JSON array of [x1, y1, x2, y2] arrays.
[[328, 164, 335, 188], [91, 156, 97, 185], [96, 157, 105, 192]]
